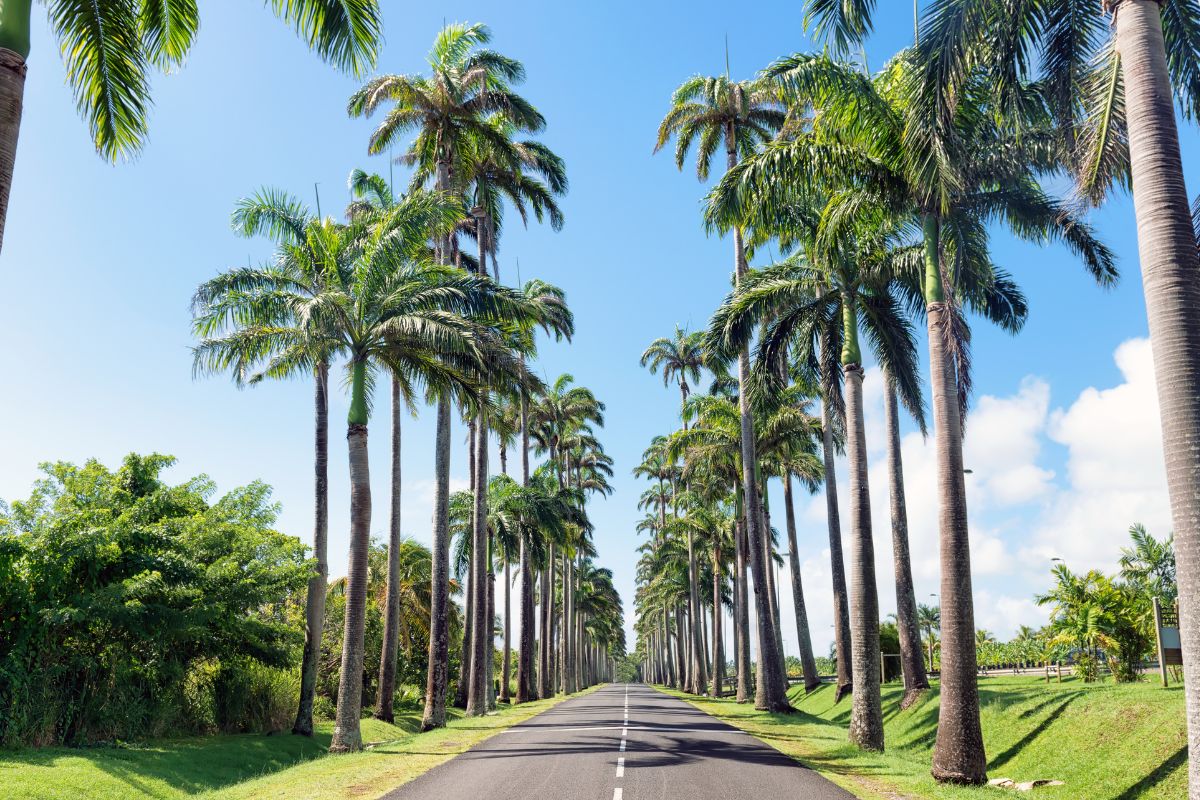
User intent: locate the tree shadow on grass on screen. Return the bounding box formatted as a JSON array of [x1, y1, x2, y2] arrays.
[[0, 730, 332, 797], [988, 695, 1080, 772], [1112, 745, 1187, 800]]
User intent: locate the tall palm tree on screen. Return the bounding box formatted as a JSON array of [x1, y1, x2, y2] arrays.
[[915, 0, 1200, 683], [191, 189, 333, 738], [655, 73, 791, 712], [709, 50, 1115, 780], [343, 168, 410, 724], [918, 603, 941, 672], [641, 326, 707, 422], [0, 0, 381, 254], [641, 326, 709, 694], [710, 207, 926, 750], [529, 375, 605, 697], [195, 190, 525, 753], [349, 21, 549, 726]]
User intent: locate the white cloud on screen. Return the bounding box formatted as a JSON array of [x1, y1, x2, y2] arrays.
[[780, 337, 1171, 645], [1026, 338, 1169, 570]]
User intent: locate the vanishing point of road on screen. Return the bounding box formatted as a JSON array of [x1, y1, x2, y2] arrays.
[[382, 683, 856, 800]]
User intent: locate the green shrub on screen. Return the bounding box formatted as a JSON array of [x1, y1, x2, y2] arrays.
[[1074, 652, 1100, 682], [0, 454, 311, 746]]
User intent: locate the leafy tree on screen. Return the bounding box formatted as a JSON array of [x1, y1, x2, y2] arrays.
[[0, 454, 309, 745]]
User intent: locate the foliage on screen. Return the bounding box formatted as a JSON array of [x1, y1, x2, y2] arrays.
[[0, 454, 310, 745]]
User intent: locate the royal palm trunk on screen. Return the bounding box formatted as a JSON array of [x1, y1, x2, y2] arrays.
[[687, 526, 707, 694], [734, 516, 751, 701], [844, 361, 883, 751], [820, 352, 854, 701], [0, 0, 29, 256], [422, 398, 453, 731], [784, 472, 820, 693], [421, 159, 455, 732], [925, 218, 987, 783], [516, 385, 537, 703], [882, 372, 929, 705], [1113, 4, 1200, 796], [375, 375, 404, 722], [293, 362, 329, 736], [711, 546, 725, 696], [466, 411, 490, 715], [330, 362, 373, 753], [501, 553, 511, 702]]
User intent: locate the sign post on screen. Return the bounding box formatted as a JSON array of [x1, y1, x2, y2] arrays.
[[1153, 598, 1183, 687]]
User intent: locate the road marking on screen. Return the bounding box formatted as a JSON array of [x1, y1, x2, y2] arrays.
[[619, 738, 626, 752], [613, 790, 623, 800], [616, 756, 625, 778]]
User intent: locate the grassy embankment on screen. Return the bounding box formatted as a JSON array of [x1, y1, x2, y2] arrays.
[[0, 686, 598, 800], [664, 675, 1185, 800]]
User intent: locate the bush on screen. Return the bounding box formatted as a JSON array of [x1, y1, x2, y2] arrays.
[[0, 454, 311, 746], [1074, 652, 1100, 682]]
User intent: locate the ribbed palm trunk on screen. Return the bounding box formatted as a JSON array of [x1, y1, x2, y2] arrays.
[[711, 549, 726, 696], [759, 500, 788, 698], [564, 553, 577, 693], [732, 240, 788, 711], [467, 214, 492, 717], [541, 544, 556, 697], [487, 542, 497, 709], [1113, 4, 1200, 796], [421, 160, 455, 732], [734, 516, 752, 702], [330, 366, 373, 753], [783, 472, 820, 693], [456, 547, 474, 709], [925, 218, 987, 783], [467, 416, 490, 715], [516, 386, 537, 703], [686, 527, 707, 694], [501, 553, 511, 702], [821, 376, 854, 701], [0, 42, 26, 256], [375, 376, 404, 722], [293, 362, 329, 736], [844, 363, 883, 751], [422, 398, 454, 731], [882, 373, 929, 706]]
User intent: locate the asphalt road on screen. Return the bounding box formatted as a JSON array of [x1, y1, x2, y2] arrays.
[[381, 683, 857, 800]]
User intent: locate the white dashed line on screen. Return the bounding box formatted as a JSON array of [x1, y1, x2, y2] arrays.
[[613, 789, 623, 800], [616, 757, 625, 778]]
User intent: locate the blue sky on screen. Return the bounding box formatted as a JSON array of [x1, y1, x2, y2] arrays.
[[0, 2, 1182, 656]]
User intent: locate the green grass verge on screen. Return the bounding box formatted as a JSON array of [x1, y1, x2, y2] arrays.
[[0, 687, 600, 800], [661, 675, 1186, 800]]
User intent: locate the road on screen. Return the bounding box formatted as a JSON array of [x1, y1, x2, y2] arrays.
[[381, 683, 856, 800]]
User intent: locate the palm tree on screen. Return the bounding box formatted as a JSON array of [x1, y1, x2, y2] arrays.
[[918, 23, 1200, 725], [709, 49, 1115, 781], [918, 603, 941, 672], [642, 326, 707, 422], [196, 190, 527, 753], [191, 189, 333, 738], [343, 169, 411, 724], [1120, 523, 1177, 605], [529, 375, 606, 697], [655, 72, 790, 712], [0, 0, 381, 254], [641, 326, 709, 695], [710, 207, 927, 749], [349, 21, 550, 725]]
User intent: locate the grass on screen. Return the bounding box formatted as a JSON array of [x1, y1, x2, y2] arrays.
[[662, 675, 1186, 800], [0, 687, 598, 800]]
